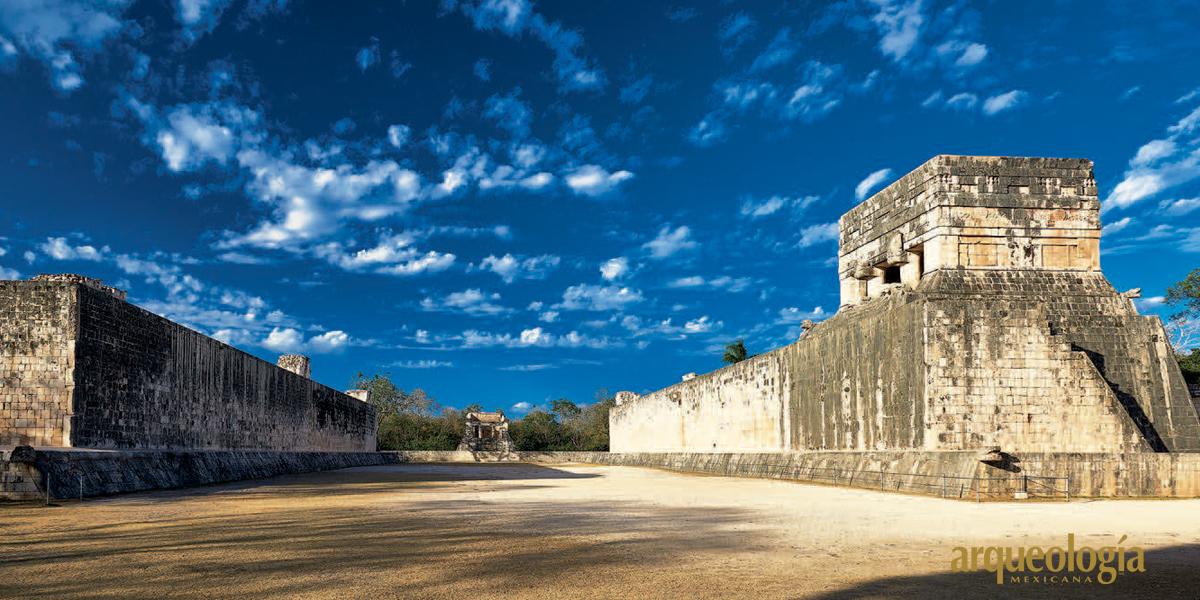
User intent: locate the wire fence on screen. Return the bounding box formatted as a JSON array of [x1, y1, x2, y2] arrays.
[[663, 461, 1070, 501]]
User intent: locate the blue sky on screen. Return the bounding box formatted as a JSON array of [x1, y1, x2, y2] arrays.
[[2, 0, 1199, 415]]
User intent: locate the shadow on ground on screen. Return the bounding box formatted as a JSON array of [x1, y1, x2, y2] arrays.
[[796, 544, 1200, 600], [2, 463, 1198, 600]]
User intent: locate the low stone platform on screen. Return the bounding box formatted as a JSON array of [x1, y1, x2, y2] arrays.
[[393, 450, 1200, 499], [1, 447, 406, 501], [8, 448, 1200, 501]]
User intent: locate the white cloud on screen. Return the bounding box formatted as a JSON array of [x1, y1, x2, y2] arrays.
[[314, 232, 456, 277], [394, 359, 453, 369], [0, 265, 19, 280], [870, 0, 924, 63], [308, 330, 349, 354], [1101, 217, 1133, 237], [945, 92, 978, 112], [643, 225, 698, 259], [779, 306, 829, 322], [0, 0, 132, 92], [687, 116, 727, 147], [749, 27, 801, 72], [387, 124, 411, 149], [668, 275, 751, 292], [684, 316, 720, 333], [510, 401, 536, 413], [421, 289, 512, 316], [484, 89, 533, 139], [1106, 106, 1200, 213], [668, 276, 706, 288], [176, 0, 233, 42], [501, 364, 555, 372], [717, 11, 756, 53], [954, 43, 988, 67], [1161, 197, 1200, 216], [479, 253, 560, 283], [539, 310, 559, 323], [740, 196, 786, 218], [356, 39, 380, 71], [446, 0, 605, 92], [262, 327, 305, 353], [620, 314, 723, 340], [155, 102, 259, 172], [460, 326, 619, 349], [565, 165, 634, 196], [707, 276, 751, 292], [982, 90, 1028, 116], [1131, 139, 1177, 168], [782, 61, 843, 122], [797, 223, 839, 248], [921, 90, 943, 108], [217, 252, 271, 265], [1134, 296, 1165, 313], [599, 257, 629, 281], [855, 168, 893, 200], [39, 237, 103, 261], [1118, 85, 1142, 102], [1176, 89, 1200, 105], [556, 284, 644, 311]]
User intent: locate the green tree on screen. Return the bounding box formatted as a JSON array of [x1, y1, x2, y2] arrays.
[[551, 398, 586, 451], [722, 339, 748, 364], [1178, 349, 1200, 385], [351, 371, 437, 419], [1163, 269, 1200, 383], [583, 388, 616, 451], [1166, 268, 1200, 351], [511, 409, 572, 451]]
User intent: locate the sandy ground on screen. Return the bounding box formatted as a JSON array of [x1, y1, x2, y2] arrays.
[[3, 462, 1200, 600]]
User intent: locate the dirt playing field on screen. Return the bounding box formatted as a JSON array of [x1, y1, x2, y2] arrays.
[[2, 462, 1200, 599]]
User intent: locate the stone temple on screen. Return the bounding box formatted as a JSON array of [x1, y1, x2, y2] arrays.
[[611, 155, 1198, 456]]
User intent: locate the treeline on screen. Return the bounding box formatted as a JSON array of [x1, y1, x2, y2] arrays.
[[352, 372, 615, 451]]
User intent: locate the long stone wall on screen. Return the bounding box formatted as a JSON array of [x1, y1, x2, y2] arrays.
[[610, 279, 1177, 455], [1, 447, 403, 501], [1, 279, 376, 451], [382, 450, 1200, 498]]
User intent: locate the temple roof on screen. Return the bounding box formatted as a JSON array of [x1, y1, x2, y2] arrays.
[[467, 412, 506, 423]]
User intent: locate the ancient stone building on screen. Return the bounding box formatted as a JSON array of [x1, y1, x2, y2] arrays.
[[457, 411, 514, 453], [611, 156, 1199, 455], [0, 274, 376, 451]]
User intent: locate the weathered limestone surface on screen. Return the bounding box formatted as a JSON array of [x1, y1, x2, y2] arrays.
[[611, 156, 1200, 455], [1, 447, 402, 501], [1, 278, 376, 451], [0, 279, 77, 447], [381, 450, 1200, 499]]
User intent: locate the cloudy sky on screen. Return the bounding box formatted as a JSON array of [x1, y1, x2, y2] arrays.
[[2, 0, 1199, 415]]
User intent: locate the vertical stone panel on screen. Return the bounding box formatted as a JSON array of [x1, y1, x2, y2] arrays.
[[0, 281, 78, 446]]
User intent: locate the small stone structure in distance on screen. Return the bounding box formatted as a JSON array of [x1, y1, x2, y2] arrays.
[[611, 156, 1199, 459], [457, 411, 515, 454]]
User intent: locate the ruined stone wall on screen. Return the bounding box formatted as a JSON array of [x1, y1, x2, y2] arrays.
[[610, 295, 926, 453], [0, 280, 77, 446], [1, 280, 376, 451], [922, 270, 1200, 453], [609, 348, 791, 452], [786, 294, 925, 451], [612, 277, 1187, 455]]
